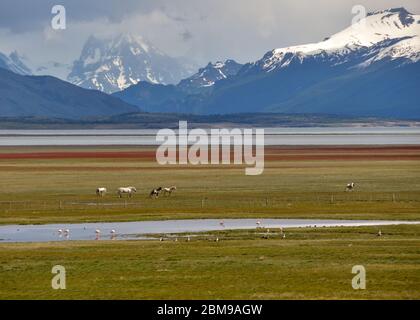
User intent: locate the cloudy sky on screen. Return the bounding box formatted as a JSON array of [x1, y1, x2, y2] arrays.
[[0, 0, 419, 78]]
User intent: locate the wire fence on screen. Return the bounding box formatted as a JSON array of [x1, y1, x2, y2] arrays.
[[0, 192, 419, 213]]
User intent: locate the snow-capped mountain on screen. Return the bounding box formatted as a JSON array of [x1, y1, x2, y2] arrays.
[[68, 34, 194, 94], [0, 51, 32, 75], [178, 59, 243, 92], [247, 7, 419, 74], [84, 8, 420, 119], [114, 59, 243, 112], [191, 7, 419, 118]]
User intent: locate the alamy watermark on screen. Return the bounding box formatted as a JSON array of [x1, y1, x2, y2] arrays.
[[352, 265, 366, 290], [351, 5, 367, 28], [51, 265, 66, 290], [156, 121, 265, 175], [51, 5, 66, 30]]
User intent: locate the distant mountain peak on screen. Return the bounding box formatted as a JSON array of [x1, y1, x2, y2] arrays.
[[367, 7, 411, 17], [251, 7, 419, 73], [178, 59, 243, 92], [68, 33, 194, 93], [0, 50, 32, 75]]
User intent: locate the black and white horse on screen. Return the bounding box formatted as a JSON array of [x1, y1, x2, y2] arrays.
[[149, 187, 162, 198], [345, 182, 355, 191], [163, 186, 177, 196], [117, 186, 137, 198]]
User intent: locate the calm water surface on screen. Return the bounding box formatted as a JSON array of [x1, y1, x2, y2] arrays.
[[0, 127, 419, 146], [0, 218, 418, 243]]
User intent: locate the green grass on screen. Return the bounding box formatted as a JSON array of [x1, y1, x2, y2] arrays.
[[0, 224, 419, 299], [0, 155, 419, 224]]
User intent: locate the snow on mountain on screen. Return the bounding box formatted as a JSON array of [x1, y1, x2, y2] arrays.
[[178, 59, 243, 93], [68, 34, 194, 94], [172, 7, 420, 118], [0, 50, 32, 75], [253, 7, 419, 73]]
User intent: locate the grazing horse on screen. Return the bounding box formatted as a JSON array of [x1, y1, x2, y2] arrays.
[[96, 187, 107, 197], [345, 182, 355, 191], [163, 186, 177, 196], [149, 187, 162, 198], [117, 186, 137, 198]]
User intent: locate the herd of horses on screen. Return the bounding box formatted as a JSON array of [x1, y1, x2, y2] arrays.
[[95, 186, 177, 198], [95, 182, 354, 199]]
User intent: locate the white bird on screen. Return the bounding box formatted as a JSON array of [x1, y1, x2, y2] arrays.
[[110, 230, 116, 234], [159, 237, 163, 242], [58, 229, 63, 234], [216, 237, 219, 242], [282, 233, 286, 239], [63, 229, 70, 238], [377, 230, 382, 237], [95, 229, 101, 234], [187, 236, 191, 242], [256, 220, 261, 228]]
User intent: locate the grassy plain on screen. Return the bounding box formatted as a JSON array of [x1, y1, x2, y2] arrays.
[[0, 145, 419, 299], [0, 146, 419, 224], [0, 224, 419, 299]]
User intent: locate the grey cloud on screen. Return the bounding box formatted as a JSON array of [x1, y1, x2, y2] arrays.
[[180, 30, 193, 41], [0, 0, 419, 77]]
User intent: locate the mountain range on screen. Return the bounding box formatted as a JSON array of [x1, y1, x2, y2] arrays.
[[114, 7, 420, 119], [0, 67, 137, 119], [112, 59, 243, 112], [0, 7, 419, 120]]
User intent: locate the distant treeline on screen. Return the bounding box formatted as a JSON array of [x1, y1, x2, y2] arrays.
[[0, 112, 418, 129]]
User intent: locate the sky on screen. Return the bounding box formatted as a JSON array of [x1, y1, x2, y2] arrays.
[[0, 0, 419, 78]]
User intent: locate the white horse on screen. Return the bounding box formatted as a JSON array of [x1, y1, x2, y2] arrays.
[[96, 187, 107, 197], [117, 186, 137, 198], [163, 186, 177, 196], [345, 182, 355, 191]]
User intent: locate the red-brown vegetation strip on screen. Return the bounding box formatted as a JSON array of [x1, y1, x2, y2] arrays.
[[0, 146, 419, 161]]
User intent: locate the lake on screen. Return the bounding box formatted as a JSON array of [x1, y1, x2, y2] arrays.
[[0, 218, 418, 243], [0, 127, 419, 146]]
